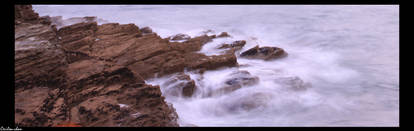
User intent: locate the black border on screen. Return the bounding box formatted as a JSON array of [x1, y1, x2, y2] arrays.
[[13, 0, 399, 4]]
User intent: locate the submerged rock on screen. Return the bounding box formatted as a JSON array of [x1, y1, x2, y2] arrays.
[[274, 76, 311, 91], [222, 92, 273, 113], [161, 73, 196, 97], [240, 45, 287, 60], [209, 70, 259, 97]]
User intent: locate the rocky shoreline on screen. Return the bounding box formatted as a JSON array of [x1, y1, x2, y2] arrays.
[[14, 5, 287, 127]]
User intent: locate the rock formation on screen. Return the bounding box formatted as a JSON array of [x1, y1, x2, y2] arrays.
[[14, 5, 241, 127], [14, 5, 287, 127], [240, 45, 287, 60], [169, 33, 191, 41]]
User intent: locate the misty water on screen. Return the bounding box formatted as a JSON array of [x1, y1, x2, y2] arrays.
[[33, 5, 399, 126]]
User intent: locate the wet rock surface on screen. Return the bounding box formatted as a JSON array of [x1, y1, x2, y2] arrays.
[[14, 5, 242, 127], [240, 45, 287, 60], [169, 33, 191, 41], [207, 70, 259, 97], [139, 27, 153, 34], [218, 40, 247, 54]]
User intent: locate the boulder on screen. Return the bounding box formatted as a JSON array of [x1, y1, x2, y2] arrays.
[[240, 45, 287, 60]]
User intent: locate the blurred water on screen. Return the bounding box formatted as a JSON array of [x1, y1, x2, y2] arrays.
[[33, 5, 399, 126]]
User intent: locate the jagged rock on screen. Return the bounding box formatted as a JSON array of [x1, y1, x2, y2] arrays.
[[169, 33, 191, 41], [14, 9, 66, 89], [186, 53, 238, 71], [161, 73, 196, 97], [57, 22, 98, 56], [218, 40, 246, 53], [15, 5, 179, 127], [96, 23, 141, 36], [15, 87, 52, 126], [15, 5, 245, 127], [240, 45, 287, 60], [39, 16, 52, 25], [69, 83, 179, 127], [139, 27, 153, 34], [15, 5, 40, 24]]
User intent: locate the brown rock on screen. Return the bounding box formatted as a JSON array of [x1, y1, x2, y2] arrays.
[[15, 5, 178, 127], [96, 23, 141, 36], [14, 15, 66, 89], [240, 45, 287, 60], [217, 32, 230, 37], [15, 5, 40, 24], [186, 53, 238, 71], [15, 87, 52, 126], [218, 40, 247, 52]]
